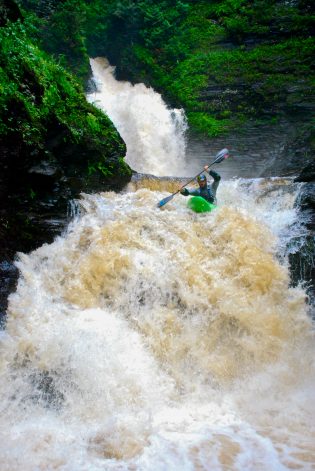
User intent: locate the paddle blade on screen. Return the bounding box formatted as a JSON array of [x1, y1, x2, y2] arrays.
[[213, 148, 229, 164], [157, 194, 174, 208]]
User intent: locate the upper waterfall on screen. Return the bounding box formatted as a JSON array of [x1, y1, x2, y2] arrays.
[[87, 58, 188, 177]]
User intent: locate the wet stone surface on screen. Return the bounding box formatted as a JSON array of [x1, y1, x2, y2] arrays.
[[0, 261, 19, 328]]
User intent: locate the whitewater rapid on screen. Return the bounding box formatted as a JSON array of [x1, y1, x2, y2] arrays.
[[1, 58, 314, 471], [1, 177, 314, 470]]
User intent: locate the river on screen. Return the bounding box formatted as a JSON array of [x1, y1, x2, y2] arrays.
[[0, 58, 314, 471]]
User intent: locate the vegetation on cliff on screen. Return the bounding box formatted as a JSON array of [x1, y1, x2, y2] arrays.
[[17, 0, 314, 138], [83, 0, 315, 137], [0, 16, 129, 175], [16, 0, 91, 84]]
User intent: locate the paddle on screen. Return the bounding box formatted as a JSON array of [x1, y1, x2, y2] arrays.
[[157, 148, 229, 208]]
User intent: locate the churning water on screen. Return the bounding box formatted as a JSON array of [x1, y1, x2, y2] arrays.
[[1, 60, 314, 471]]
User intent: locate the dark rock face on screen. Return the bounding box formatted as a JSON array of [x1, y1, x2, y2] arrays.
[[0, 125, 129, 253], [291, 133, 315, 313], [295, 162, 315, 183], [289, 181, 315, 315], [0, 261, 18, 328]]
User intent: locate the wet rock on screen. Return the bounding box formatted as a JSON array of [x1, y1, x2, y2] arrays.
[[29, 160, 61, 178], [296, 183, 315, 212], [294, 161, 315, 183], [0, 261, 18, 328], [289, 182, 315, 315], [288, 235, 315, 316]]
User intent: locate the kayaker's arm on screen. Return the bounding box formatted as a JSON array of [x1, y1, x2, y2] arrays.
[[204, 167, 221, 182], [180, 188, 190, 196], [204, 167, 221, 203], [180, 188, 200, 197]]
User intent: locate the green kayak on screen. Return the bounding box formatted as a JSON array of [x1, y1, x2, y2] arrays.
[[187, 196, 217, 213]]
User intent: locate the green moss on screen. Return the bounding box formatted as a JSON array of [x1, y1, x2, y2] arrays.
[[0, 18, 130, 180], [159, 37, 314, 133], [17, 0, 91, 85], [187, 112, 231, 137]]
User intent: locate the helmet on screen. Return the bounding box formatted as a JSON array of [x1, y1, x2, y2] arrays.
[[197, 174, 207, 183]]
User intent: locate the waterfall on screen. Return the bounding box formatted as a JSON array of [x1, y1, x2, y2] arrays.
[[1, 66, 314, 471], [87, 57, 188, 177]]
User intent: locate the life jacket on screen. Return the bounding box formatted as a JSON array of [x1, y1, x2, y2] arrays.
[[195, 184, 215, 203]]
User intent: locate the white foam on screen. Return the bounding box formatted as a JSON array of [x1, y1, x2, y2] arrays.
[[1, 184, 314, 470]]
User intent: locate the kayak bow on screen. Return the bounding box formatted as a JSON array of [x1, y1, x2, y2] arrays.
[[187, 196, 217, 213]]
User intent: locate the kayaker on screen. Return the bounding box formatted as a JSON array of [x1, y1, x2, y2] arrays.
[[180, 166, 221, 204]]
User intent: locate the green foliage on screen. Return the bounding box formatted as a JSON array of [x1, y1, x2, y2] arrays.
[[164, 37, 314, 133], [187, 112, 231, 137], [17, 0, 91, 84], [204, 0, 314, 41], [43, 0, 90, 81], [137, 1, 189, 49], [83, 0, 190, 83], [0, 18, 130, 178]]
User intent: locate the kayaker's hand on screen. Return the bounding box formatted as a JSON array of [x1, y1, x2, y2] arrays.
[[204, 165, 209, 171], [180, 188, 189, 196]]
